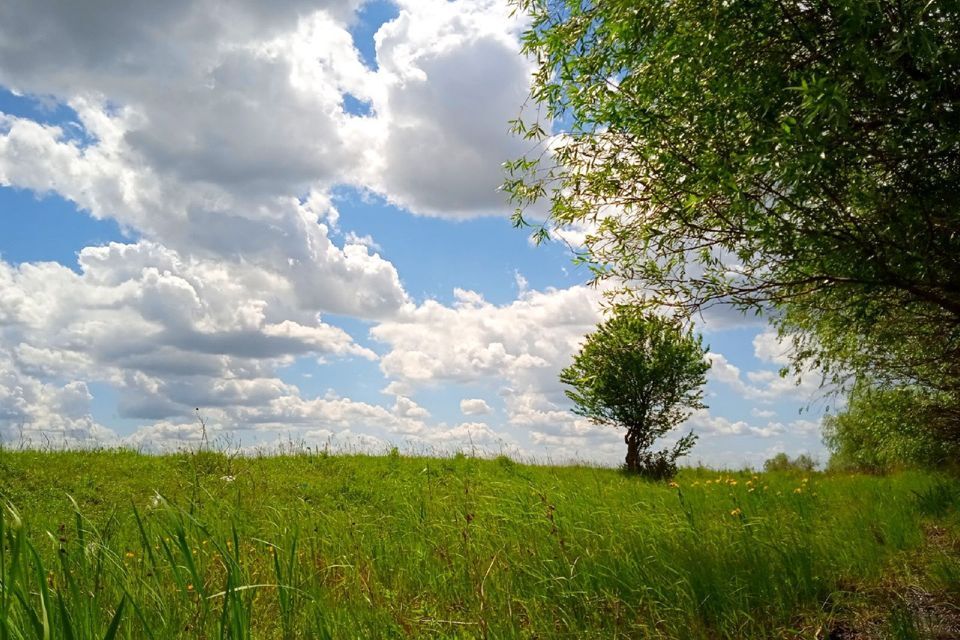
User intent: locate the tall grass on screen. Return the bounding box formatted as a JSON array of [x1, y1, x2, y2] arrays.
[[0, 449, 957, 638]]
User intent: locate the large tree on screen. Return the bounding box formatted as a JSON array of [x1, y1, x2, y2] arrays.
[[505, 0, 960, 406], [560, 308, 709, 477]]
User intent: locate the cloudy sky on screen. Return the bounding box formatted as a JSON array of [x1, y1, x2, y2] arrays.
[[0, 0, 828, 467]]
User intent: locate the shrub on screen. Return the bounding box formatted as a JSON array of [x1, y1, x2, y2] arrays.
[[763, 452, 817, 473], [823, 382, 958, 473]]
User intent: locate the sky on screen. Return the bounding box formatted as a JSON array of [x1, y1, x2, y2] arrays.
[[0, 0, 829, 467]]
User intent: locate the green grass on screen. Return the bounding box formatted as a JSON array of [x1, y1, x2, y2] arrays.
[[0, 448, 957, 638]]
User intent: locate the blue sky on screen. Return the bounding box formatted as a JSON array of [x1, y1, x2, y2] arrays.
[[0, 0, 827, 467]]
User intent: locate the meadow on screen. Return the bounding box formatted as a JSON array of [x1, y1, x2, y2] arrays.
[[0, 448, 957, 639]]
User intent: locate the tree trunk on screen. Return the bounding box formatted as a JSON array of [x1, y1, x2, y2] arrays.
[[624, 430, 640, 472]]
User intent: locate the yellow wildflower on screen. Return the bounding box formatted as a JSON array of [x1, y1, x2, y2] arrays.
[[668, 481, 680, 489], [186, 583, 194, 592], [124, 551, 135, 559], [730, 508, 742, 517], [794, 487, 803, 494]]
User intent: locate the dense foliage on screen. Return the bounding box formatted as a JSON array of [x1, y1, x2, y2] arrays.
[[505, 0, 960, 417], [0, 450, 958, 638], [763, 452, 817, 473], [823, 381, 960, 472], [560, 308, 708, 477]]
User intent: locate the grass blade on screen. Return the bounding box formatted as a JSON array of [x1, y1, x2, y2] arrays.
[[102, 597, 125, 640]]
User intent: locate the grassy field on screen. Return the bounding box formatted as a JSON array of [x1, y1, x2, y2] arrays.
[[0, 449, 957, 639]]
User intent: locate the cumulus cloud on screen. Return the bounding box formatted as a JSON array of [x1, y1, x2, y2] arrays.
[[372, 285, 602, 390], [368, 0, 533, 216], [0, 0, 535, 441], [371, 284, 636, 461], [0, 1, 370, 201], [0, 0, 814, 464], [393, 395, 431, 419], [707, 351, 822, 402], [0, 114, 410, 319], [0, 241, 386, 427], [753, 330, 793, 366], [0, 350, 115, 445], [0, 0, 497, 449], [0, 0, 533, 228], [460, 398, 492, 416], [687, 409, 798, 440], [122, 391, 520, 456]]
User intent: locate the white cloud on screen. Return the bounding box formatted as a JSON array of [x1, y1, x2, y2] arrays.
[[687, 409, 799, 439], [369, 283, 634, 459], [427, 421, 505, 447], [0, 242, 387, 427], [0, 0, 822, 466], [0, 3, 537, 446], [124, 420, 212, 452], [0, 350, 115, 445], [393, 395, 431, 419], [688, 409, 751, 436], [753, 330, 792, 366], [0, 115, 410, 319], [460, 398, 492, 416], [707, 351, 821, 402], [0, 0, 534, 230], [786, 418, 822, 435], [367, 0, 533, 216], [371, 283, 661, 463], [748, 423, 786, 439], [372, 285, 602, 390]]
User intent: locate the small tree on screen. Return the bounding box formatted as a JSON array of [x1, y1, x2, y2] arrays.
[[561, 307, 709, 478]]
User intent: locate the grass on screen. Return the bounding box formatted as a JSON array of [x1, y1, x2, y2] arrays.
[[0, 448, 957, 638]]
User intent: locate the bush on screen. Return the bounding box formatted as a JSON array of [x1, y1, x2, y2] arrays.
[[823, 382, 958, 473], [763, 453, 817, 473], [626, 432, 698, 480]]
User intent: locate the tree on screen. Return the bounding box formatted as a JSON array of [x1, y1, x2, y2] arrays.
[[560, 307, 709, 477], [505, 0, 960, 414], [763, 452, 817, 473], [822, 381, 959, 472]]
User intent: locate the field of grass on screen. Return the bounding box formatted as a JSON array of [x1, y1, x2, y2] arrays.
[[0, 448, 958, 639]]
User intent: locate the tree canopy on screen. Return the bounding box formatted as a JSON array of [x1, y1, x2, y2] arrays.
[[506, 0, 960, 409], [823, 380, 959, 472], [560, 308, 709, 477]]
